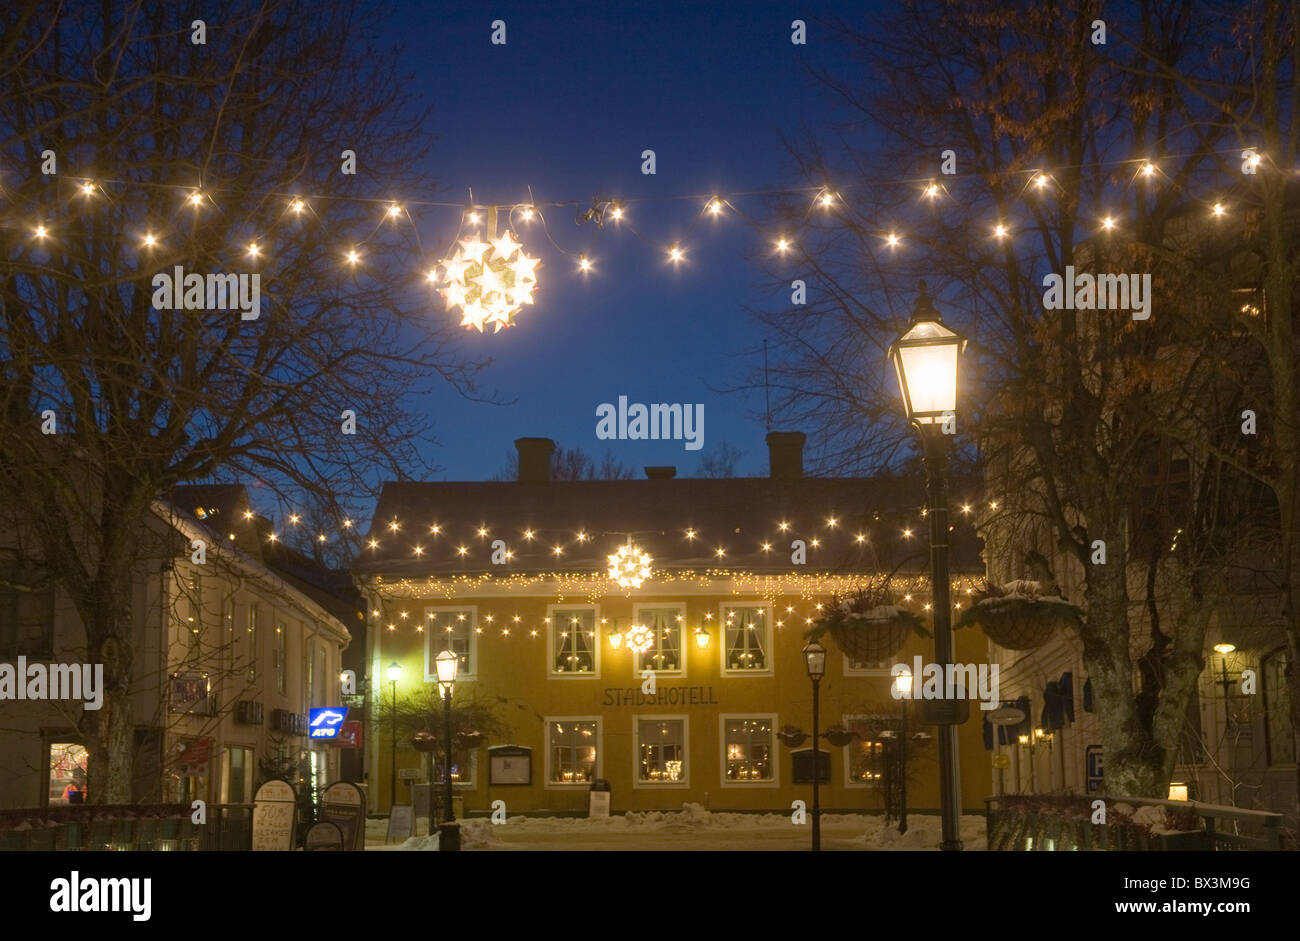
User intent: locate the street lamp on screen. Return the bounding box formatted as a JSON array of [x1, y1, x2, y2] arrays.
[[694, 626, 711, 649], [894, 668, 913, 834], [888, 280, 967, 852], [387, 661, 401, 811], [1213, 643, 1237, 765], [802, 640, 827, 851], [435, 649, 460, 852]]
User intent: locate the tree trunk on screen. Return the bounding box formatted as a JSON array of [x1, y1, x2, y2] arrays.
[[79, 578, 137, 805]]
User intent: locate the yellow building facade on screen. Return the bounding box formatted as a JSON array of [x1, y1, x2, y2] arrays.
[[357, 435, 993, 819]]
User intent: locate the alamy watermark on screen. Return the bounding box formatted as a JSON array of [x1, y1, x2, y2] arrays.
[[152, 265, 260, 320], [0, 657, 104, 710], [891, 657, 1000, 710], [595, 396, 704, 451], [1042, 266, 1151, 320]]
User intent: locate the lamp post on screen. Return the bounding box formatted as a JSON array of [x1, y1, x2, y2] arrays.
[[894, 668, 913, 834], [435, 649, 460, 851], [802, 641, 826, 851], [888, 280, 967, 852], [386, 661, 401, 810]]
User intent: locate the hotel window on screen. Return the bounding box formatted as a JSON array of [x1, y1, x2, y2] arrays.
[[637, 717, 687, 785], [0, 564, 54, 660], [181, 574, 203, 658], [845, 714, 900, 787], [722, 603, 771, 673], [434, 750, 477, 788], [634, 605, 684, 674], [246, 604, 261, 683], [547, 719, 599, 785], [222, 597, 236, 678], [844, 655, 892, 676], [1263, 650, 1295, 765], [722, 716, 776, 784], [220, 745, 254, 804], [425, 607, 476, 678], [274, 622, 286, 695], [550, 605, 598, 675]]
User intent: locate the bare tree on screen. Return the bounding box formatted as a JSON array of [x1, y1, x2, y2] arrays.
[[746, 0, 1285, 797], [0, 1, 499, 802]]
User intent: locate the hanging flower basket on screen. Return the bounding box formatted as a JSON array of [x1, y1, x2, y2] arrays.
[[822, 725, 857, 748], [776, 725, 807, 748], [957, 579, 1083, 650], [807, 586, 929, 662]]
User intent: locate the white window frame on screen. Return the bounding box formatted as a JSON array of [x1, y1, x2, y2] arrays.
[[543, 716, 603, 789], [433, 749, 479, 790], [632, 602, 687, 677], [632, 715, 690, 789], [547, 603, 601, 678], [842, 654, 894, 677], [718, 713, 779, 787], [842, 713, 898, 789], [424, 605, 478, 682], [719, 602, 774, 676]]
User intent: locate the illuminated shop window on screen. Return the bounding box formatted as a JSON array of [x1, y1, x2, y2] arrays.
[[723, 717, 775, 783], [48, 742, 88, 805], [638, 718, 687, 785], [548, 720, 599, 784], [425, 607, 476, 677], [845, 714, 901, 787], [550, 606, 597, 675], [722, 604, 771, 673], [634, 605, 683, 674]]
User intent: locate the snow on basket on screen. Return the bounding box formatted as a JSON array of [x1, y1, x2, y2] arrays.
[[808, 587, 929, 661], [956, 579, 1083, 650]]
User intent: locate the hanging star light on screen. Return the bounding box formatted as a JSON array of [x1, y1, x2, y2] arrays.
[[608, 542, 653, 589], [625, 623, 655, 654], [437, 212, 540, 333]]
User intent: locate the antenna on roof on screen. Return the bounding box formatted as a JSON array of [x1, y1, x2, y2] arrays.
[[763, 340, 772, 432]]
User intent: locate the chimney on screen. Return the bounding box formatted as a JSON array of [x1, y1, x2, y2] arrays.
[[766, 431, 805, 479], [515, 438, 555, 483], [644, 466, 676, 479]]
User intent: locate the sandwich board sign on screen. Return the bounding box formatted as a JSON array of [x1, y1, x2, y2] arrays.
[[386, 804, 414, 843], [320, 781, 365, 851], [252, 778, 297, 851], [305, 821, 345, 851]]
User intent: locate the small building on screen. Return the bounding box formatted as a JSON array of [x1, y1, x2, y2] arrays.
[[355, 434, 992, 818], [0, 484, 354, 811]]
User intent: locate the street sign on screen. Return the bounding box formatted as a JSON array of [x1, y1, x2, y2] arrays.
[[398, 767, 420, 780], [988, 706, 1026, 726], [1086, 745, 1103, 793], [308, 707, 349, 739]]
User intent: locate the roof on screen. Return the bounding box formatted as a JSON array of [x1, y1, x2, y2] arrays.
[[356, 475, 985, 579], [169, 483, 363, 629]]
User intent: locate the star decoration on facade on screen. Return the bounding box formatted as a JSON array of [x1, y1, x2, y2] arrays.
[[625, 623, 655, 654], [608, 542, 653, 589], [437, 229, 539, 332]]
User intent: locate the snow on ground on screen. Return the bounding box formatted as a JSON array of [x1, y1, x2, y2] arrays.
[[363, 804, 988, 851]]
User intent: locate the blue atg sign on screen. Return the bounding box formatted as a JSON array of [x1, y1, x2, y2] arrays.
[[309, 707, 349, 739], [1085, 745, 1103, 793]]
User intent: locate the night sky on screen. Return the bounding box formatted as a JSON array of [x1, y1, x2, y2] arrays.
[[370, 0, 875, 480]]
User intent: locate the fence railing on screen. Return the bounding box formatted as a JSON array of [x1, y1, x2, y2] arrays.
[[0, 804, 255, 851], [985, 794, 1284, 851]]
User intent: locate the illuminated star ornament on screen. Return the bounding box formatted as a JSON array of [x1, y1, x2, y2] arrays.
[[608, 542, 653, 589], [436, 221, 540, 333], [625, 624, 655, 654]]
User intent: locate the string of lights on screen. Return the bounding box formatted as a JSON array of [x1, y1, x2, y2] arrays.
[[12, 146, 1272, 334]]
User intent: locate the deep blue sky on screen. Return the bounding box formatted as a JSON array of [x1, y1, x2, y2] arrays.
[[368, 0, 875, 480]]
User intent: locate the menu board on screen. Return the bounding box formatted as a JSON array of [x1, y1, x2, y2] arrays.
[[305, 821, 345, 851], [320, 781, 365, 851], [252, 779, 297, 851]]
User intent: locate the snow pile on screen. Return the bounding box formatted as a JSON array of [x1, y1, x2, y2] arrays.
[[375, 804, 990, 850]]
